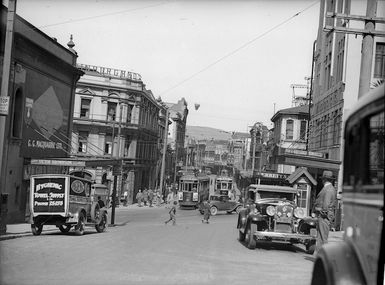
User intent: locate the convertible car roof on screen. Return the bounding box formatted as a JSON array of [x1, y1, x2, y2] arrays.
[[247, 184, 297, 194]]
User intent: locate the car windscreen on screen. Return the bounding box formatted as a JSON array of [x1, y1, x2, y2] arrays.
[[253, 190, 295, 201]]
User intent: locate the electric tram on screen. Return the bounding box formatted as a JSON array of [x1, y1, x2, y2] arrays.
[[178, 172, 211, 208]]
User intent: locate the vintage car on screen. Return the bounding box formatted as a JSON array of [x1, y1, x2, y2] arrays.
[[30, 174, 108, 236], [199, 194, 243, 216], [237, 184, 317, 254]]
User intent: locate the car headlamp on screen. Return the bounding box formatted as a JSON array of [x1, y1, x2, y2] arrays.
[[266, 205, 276, 216], [294, 208, 305, 219]]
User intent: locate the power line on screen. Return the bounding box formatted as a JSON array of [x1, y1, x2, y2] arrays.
[[159, 0, 319, 96], [35, 0, 174, 30]]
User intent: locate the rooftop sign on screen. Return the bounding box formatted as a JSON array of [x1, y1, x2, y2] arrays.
[[77, 64, 142, 81]]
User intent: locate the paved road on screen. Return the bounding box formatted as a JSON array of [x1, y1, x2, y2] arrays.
[[0, 205, 315, 285]]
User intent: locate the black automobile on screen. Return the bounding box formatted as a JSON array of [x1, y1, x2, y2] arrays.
[[199, 194, 243, 216], [237, 184, 317, 254]]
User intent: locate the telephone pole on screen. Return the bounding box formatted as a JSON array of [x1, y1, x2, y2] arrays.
[[159, 109, 169, 196], [324, 0, 385, 98]]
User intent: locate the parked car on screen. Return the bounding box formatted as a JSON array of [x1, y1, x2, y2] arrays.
[[30, 174, 108, 236], [199, 194, 242, 216], [311, 84, 384, 285], [237, 184, 317, 254]]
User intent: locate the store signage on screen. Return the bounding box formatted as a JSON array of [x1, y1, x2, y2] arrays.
[[78, 64, 142, 81]]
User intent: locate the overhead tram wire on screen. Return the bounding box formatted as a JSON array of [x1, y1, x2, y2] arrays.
[[29, 0, 175, 31], [158, 0, 319, 96]]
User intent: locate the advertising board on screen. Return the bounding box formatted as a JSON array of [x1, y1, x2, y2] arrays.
[[31, 176, 67, 214], [21, 67, 72, 158]]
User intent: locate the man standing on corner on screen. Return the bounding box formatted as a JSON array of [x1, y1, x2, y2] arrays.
[[313, 170, 337, 254]]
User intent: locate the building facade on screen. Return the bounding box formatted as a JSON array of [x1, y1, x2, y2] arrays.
[[71, 64, 165, 204], [309, 0, 385, 162], [0, 6, 82, 223], [165, 98, 188, 183], [270, 105, 310, 174]]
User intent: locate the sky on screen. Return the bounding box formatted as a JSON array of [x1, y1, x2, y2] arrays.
[[13, 0, 320, 133]]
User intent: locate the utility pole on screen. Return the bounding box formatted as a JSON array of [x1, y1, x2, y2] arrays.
[[324, 0, 385, 98], [159, 109, 169, 197], [358, 0, 377, 98], [0, 0, 16, 234]]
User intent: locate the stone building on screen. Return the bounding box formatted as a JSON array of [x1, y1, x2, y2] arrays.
[[71, 63, 166, 204], [165, 98, 188, 183]]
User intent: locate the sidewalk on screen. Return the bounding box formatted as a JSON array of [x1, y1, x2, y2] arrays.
[[0, 203, 161, 241]]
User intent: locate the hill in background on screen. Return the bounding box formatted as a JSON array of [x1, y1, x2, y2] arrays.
[[186, 126, 232, 141]]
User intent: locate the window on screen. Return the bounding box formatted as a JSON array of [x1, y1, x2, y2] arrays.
[[78, 131, 88, 153], [286, 120, 294, 140], [126, 105, 132, 123], [12, 89, 23, 138], [374, 42, 385, 78], [105, 135, 113, 155], [300, 120, 307, 141], [80, 98, 91, 118], [107, 102, 117, 121]]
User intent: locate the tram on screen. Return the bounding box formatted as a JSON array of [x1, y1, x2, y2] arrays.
[[178, 172, 211, 208], [214, 169, 233, 197]]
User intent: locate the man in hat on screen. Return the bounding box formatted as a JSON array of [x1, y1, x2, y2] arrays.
[[313, 170, 337, 254]]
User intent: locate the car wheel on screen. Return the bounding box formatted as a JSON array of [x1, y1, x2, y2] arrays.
[[59, 225, 71, 233], [235, 206, 242, 214], [95, 212, 108, 233], [210, 206, 218, 216], [311, 258, 328, 285], [246, 223, 257, 249], [75, 212, 85, 236], [239, 230, 245, 241], [31, 224, 43, 236]]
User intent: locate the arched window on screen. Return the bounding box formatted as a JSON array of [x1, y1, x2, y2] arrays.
[[12, 88, 23, 138]]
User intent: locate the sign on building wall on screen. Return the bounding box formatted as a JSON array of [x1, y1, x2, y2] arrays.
[[21, 68, 72, 158]]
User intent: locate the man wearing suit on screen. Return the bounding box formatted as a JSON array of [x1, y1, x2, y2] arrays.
[[313, 170, 337, 254]]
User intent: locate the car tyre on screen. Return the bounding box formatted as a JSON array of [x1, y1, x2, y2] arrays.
[[95, 212, 108, 233], [75, 212, 85, 236], [31, 224, 43, 236], [246, 223, 257, 249], [210, 206, 218, 216], [59, 225, 71, 233]]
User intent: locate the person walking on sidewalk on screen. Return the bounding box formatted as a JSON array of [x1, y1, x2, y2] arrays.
[[136, 190, 143, 207], [165, 201, 177, 226], [202, 200, 211, 224], [313, 170, 337, 254]]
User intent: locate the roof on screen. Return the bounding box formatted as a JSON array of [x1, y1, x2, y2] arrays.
[[271, 104, 309, 122], [286, 167, 317, 185], [247, 184, 297, 194]]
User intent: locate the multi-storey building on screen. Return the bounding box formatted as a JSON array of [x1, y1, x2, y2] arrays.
[[71, 64, 165, 204], [309, 0, 385, 164], [165, 98, 188, 183]]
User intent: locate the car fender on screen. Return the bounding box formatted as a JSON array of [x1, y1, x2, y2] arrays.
[[312, 241, 366, 285]]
